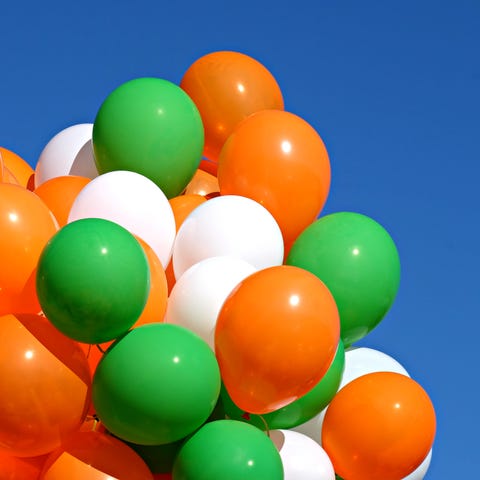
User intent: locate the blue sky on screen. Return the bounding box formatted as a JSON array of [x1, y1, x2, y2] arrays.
[[1, 1, 479, 477]]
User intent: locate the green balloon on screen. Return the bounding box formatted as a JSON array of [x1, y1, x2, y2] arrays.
[[287, 212, 400, 347], [221, 341, 345, 430], [172, 420, 284, 480], [36, 218, 149, 344], [92, 323, 221, 445], [93, 77, 204, 198]]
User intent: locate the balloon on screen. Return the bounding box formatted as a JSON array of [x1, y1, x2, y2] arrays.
[[218, 109, 330, 247], [36, 218, 150, 344], [93, 77, 204, 198], [0, 183, 58, 296], [0, 146, 34, 187], [172, 195, 284, 279], [184, 169, 219, 197], [403, 449, 432, 480], [0, 314, 91, 457], [172, 420, 284, 480], [68, 170, 176, 269], [322, 372, 436, 480], [222, 341, 345, 430], [165, 256, 257, 349], [180, 50, 284, 163], [0, 452, 46, 479], [35, 124, 98, 187], [270, 430, 335, 480], [133, 237, 168, 326], [286, 212, 400, 346], [339, 346, 409, 390], [34, 175, 90, 226], [215, 265, 340, 414], [92, 323, 221, 445], [40, 431, 153, 480]]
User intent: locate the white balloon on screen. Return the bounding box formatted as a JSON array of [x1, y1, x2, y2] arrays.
[[35, 123, 98, 186], [293, 347, 410, 445], [68, 170, 176, 268], [339, 347, 410, 390], [165, 256, 257, 349], [271, 430, 335, 480], [402, 449, 432, 480], [172, 195, 284, 279]]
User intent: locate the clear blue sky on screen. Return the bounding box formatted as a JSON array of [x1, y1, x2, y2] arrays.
[[2, 1, 479, 477]]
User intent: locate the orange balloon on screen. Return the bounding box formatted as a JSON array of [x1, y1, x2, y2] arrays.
[[215, 265, 340, 414], [79, 342, 107, 376], [0, 314, 91, 457], [180, 51, 284, 163], [34, 175, 91, 226], [0, 267, 41, 316], [0, 147, 34, 188], [0, 452, 47, 480], [41, 431, 153, 480], [133, 237, 168, 326], [322, 372, 436, 480], [184, 169, 220, 197], [166, 194, 206, 292], [0, 184, 58, 294], [218, 109, 331, 246], [2, 166, 20, 185]]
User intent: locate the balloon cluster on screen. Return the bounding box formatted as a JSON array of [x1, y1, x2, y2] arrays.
[[0, 51, 436, 480]]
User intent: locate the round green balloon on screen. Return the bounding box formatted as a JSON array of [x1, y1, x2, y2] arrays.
[[221, 341, 345, 429], [172, 420, 284, 480], [36, 218, 149, 344], [93, 77, 204, 198], [92, 323, 221, 445], [287, 212, 400, 347]]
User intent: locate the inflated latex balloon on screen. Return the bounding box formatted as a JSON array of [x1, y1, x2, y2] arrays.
[[218, 109, 330, 247], [0, 183, 58, 297], [165, 256, 257, 349], [68, 170, 176, 268], [0, 146, 34, 187], [34, 175, 90, 226], [322, 372, 436, 480], [221, 341, 344, 430], [0, 451, 47, 479], [184, 169, 219, 197], [271, 430, 334, 480], [35, 124, 98, 187], [403, 449, 432, 480], [166, 194, 206, 292], [287, 212, 400, 346], [133, 237, 168, 326], [172, 420, 283, 480], [93, 77, 204, 198], [339, 347, 409, 390], [92, 323, 220, 445], [180, 50, 284, 164], [40, 431, 153, 480], [0, 314, 91, 457], [172, 195, 284, 279], [215, 265, 340, 414], [36, 218, 150, 344]]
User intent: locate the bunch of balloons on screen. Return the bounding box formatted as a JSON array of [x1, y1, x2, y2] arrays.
[[0, 50, 436, 480]]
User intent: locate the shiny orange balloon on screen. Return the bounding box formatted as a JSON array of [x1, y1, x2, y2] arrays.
[[133, 237, 168, 326], [0, 452, 47, 480], [322, 372, 436, 480], [0, 268, 41, 316], [0, 147, 34, 188], [166, 194, 206, 292], [0, 184, 58, 294], [0, 314, 91, 457], [184, 169, 219, 197], [215, 265, 340, 414], [180, 51, 284, 163], [218, 109, 331, 246], [34, 175, 90, 226], [41, 431, 153, 480]]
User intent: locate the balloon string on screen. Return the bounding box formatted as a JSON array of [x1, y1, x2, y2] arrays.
[[258, 414, 270, 437], [96, 344, 106, 354], [86, 344, 92, 358]]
